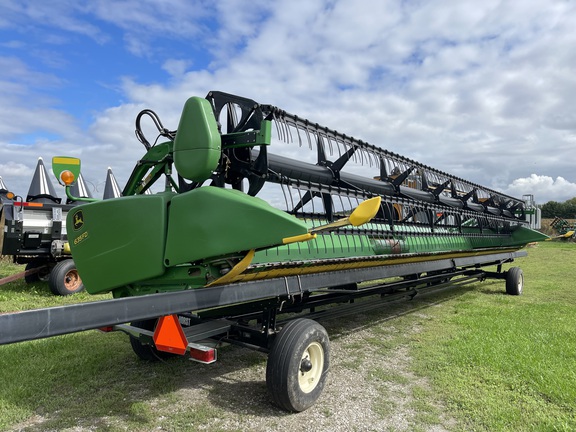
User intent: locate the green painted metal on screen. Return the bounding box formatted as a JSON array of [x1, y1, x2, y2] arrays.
[[68, 186, 309, 294], [67, 192, 173, 293], [173, 97, 221, 183], [550, 217, 576, 236], [62, 91, 549, 298], [164, 186, 308, 266], [52, 156, 81, 186], [123, 141, 174, 196], [509, 225, 549, 246], [250, 223, 547, 266], [221, 120, 272, 148]]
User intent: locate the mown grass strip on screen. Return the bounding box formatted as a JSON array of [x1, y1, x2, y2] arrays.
[[408, 242, 576, 431]]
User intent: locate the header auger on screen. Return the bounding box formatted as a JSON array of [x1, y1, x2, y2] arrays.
[[1, 91, 547, 412]]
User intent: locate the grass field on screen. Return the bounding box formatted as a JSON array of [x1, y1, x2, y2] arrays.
[[0, 242, 575, 431], [407, 242, 576, 431]]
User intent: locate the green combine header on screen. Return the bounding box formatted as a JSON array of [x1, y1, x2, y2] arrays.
[[60, 92, 545, 297], [0, 91, 547, 412]]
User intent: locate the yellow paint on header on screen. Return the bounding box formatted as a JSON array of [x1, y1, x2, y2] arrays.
[[206, 249, 255, 286], [349, 196, 381, 226], [282, 232, 317, 245]]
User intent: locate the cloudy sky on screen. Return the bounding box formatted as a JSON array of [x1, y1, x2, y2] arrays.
[[1, 0, 575, 204]]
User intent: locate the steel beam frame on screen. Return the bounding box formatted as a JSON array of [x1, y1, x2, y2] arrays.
[[0, 250, 525, 345]]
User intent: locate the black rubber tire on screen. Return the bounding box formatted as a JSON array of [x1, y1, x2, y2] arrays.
[[505, 267, 524, 296], [24, 260, 51, 283], [266, 318, 330, 412], [129, 319, 178, 362], [48, 259, 84, 295]]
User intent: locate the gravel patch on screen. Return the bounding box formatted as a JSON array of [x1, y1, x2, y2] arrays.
[[148, 310, 455, 432]]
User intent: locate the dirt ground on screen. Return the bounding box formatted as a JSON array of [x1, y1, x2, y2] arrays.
[[143, 296, 458, 432]]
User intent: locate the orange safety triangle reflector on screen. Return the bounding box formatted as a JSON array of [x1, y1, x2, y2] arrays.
[[153, 315, 188, 355]]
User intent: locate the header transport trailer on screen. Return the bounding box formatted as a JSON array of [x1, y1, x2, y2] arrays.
[[0, 91, 547, 412]]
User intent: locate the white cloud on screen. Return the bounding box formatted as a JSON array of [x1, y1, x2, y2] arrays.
[[162, 59, 193, 77], [0, 160, 33, 178], [1, 0, 576, 205], [1, 0, 108, 43], [504, 175, 576, 203]]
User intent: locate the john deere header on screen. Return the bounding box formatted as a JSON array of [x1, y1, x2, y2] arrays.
[[55, 91, 546, 298]]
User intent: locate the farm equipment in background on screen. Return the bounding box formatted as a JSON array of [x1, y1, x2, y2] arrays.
[[0, 91, 548, 411], [520, 194, 542, 230], [548, 216, 576, 240], [0, 162, 123, 295]]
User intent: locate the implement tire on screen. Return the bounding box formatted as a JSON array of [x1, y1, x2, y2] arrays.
[[48, 259, 84, 295], [505, 267, 524, 296], [266, 318, 330, 412]]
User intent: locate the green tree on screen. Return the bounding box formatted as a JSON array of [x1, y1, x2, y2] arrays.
[[565, 198, 576, 218], [541, 197, 576, 218], [541, 201, 562, 218]]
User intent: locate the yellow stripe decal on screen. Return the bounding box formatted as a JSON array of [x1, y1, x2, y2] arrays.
[[223, 248, 521, 284], [53, 157, 80, 165]]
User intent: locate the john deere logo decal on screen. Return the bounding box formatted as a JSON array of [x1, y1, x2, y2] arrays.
[[73, 210, 84, 231]]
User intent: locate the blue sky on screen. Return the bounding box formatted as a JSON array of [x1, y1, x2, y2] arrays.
[[1, 0, 576, 203]]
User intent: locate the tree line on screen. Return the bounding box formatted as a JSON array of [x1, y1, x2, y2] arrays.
[[540, 197, 576, 219]]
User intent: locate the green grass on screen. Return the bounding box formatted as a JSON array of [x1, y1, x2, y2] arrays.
[[0, 257, 110, 312], [1, 242, 575, 431], [325, 242, 576, 431], [406, 242, 576, 431]]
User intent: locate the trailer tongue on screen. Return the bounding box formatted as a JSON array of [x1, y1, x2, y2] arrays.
[[0, 91, 547, 412]]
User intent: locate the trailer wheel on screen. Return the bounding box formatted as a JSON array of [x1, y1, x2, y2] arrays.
[[505, 267, 523, 296], [24, 260, 50, 283], [48, 260, 84, 296], [266, 318, 330, 412], [129, 319, 178, 361]]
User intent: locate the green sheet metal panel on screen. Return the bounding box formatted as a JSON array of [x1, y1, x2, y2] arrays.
[[67, 193, 172, 294], [164, 186, 309, 266], [173, 97, 221, 183]]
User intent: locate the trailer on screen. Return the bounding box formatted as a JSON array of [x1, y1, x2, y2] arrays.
[[0, 91, 547, 411], [0, 164, 87, 295], [0, 164, 123, 294]]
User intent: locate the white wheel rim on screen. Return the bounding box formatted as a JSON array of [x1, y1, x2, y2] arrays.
[[298, 341, 324, 393]]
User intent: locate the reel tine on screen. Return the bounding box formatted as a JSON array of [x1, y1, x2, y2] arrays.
[[367, 149, 375, 167], [273, 118, 284, 142], [280, 117, 289, 142], [333, 134, 341, 158], [285, 118, 294, 144], [304, 126, 313, 150], [274, 114, 286, 142], [304, 125, 313, 150], [280, 181, 290, 212], [266, 98, 520, 211], [330, 135, 338, 158], [295, 125, 303, 148]]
